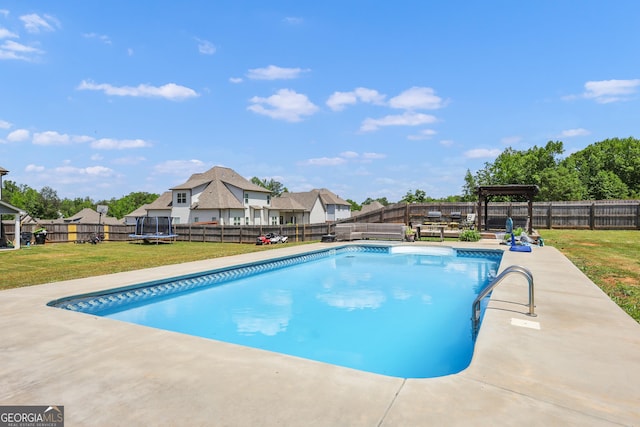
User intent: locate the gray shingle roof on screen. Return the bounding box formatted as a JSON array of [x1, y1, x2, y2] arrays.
[[169, 166, 270, 210], [280, 188, 350, 210], [145, 191, 173, 210]]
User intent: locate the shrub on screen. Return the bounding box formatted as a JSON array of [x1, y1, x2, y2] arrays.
[[459, 230, 481, 242]]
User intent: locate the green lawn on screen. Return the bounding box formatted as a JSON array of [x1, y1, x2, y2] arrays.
[[0, 241, 315, 290], [539, 229, 639, 322], [1, 231, 638, 323]]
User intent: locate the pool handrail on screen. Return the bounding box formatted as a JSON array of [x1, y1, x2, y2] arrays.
[[472, 265, 535, 336]]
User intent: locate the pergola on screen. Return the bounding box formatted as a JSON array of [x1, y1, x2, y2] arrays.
[[476, 184, 539, 235]]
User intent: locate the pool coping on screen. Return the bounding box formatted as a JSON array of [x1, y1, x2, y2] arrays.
[[2, 240, 639, 425]]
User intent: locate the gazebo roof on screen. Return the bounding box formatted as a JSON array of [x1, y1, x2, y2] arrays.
[[477, 184, 539, 198]]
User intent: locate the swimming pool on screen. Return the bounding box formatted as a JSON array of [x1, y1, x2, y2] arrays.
[[49, 245, 502, 378]]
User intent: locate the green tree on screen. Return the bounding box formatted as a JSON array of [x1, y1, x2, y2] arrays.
[[346, 199, 361, 211], [461, 169, 477, 201], [562, 137, 640, 198], [106, 192, 160, 219], [251, 177, 287, 196], [537, 166, 587, 201], [400, 189, 427, 203], [59, 197, 96, 218], [589, 170, 629, 200]]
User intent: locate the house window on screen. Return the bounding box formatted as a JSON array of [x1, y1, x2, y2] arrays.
[[194, 217, 199, 223], [267, 195, 271, 205], [233, 217, 241, 225], [177, 192, 187, 204], [244, 193, 249, 204], [271, 216, 278, 225], [245, 217, 249, 225]]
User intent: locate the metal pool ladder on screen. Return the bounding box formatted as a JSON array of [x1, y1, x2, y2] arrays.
[[472, 265, 536, 336]]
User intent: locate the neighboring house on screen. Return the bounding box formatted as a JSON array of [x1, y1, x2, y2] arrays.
[[0, 166, 26, 249], [33, 208, 125, 226], [277, 189, 351, 224], [124, 203, 152, 225], [358, 200, 385, 215], [146, 166, 273, 226], [137, 166, 351, 225]]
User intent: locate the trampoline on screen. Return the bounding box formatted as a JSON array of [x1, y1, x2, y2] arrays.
[[129, 216, 178, 244]]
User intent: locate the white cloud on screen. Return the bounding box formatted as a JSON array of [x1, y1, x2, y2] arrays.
[[153, 159, 206, 176], [77, 80, 199, 101], [246, 65, 310, 80], [559, 128, 590, 138], [582, 79, 640, 103], [464, 148, 501, 159], [20, 13, 59, 33], [127, 48, 134, 56], [91, 138, 152, 150], [25, 164, 45, 172], [0, 10, 9, 18], [439, 139, 454, 147], [301, 157, 347, 166], [301, 151, 386, 167], [283, 17, 303, 25], [0, 28, 18, 38], [389, 87, 444, 110], [0, 119, 11, 129], [340, 151, 359, 158], [32, 131, 92, 145], [196, 38, 216, 55], [360, 111, 437, 132], [326, 87, 386, 111], [0, 40, 44, 60], [83, 33, 112, 45], [248, 89, 318, 122], [7, 128, 29, 142], [229, 77, 243, 84], [407, 129, 437, 140]]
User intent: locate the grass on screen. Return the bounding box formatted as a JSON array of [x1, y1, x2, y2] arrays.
[[0, 240, 315, 290], [2, 231, 638, 323], [539, 229, 640, 323]]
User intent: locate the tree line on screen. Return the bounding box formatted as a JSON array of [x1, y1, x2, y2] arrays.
[[2, 137, 638, 219]]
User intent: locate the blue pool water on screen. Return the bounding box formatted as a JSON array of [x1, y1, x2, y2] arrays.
[[49, 246, 501, 378]]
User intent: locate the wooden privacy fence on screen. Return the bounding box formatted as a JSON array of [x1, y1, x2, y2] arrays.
[[345, 200, 640, 230], [3, 199, 638, 244], [5, 223, 333, 244]]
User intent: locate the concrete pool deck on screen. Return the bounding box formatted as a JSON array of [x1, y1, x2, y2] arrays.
[[1, 240, 639, 426]]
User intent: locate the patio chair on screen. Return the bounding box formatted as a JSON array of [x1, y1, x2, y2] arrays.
[[461, 213, 476, 230]]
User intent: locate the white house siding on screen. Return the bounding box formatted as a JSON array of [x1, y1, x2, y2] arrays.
[[326, 204, 336, 221], [190, 209, 220, 224], [190, 183, 208, 204], [309, 198, 326, 224], [335, 204, 351, 221], [228, 209, 244, 226]]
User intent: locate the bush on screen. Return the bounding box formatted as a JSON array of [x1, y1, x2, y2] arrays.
[[459, 230, 481, 242]]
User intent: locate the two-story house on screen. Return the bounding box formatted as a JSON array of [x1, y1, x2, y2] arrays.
[[140, 166, 352, 226], [145, 166, 273, 225], [274, 189, 351, 224]]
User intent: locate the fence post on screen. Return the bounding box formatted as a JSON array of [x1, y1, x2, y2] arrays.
[[547, 203, 552, 229], [590, 203, 595, 230]]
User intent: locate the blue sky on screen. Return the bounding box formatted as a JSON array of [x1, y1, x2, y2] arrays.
[[1, 1, 639, 204]]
